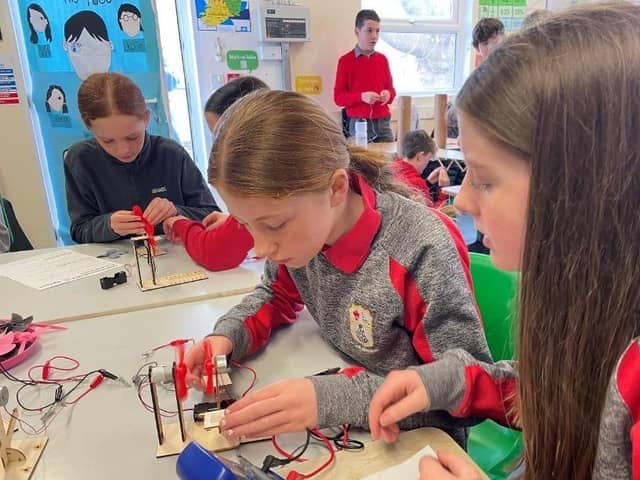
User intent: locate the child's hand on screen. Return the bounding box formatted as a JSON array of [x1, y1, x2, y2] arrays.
[[368, 369, 429, 444], [110, 210, 145, 236], [184, 336, 233, 390], [202, 211, 229, 230], [427, 167, 450, 187], [361, 91, 381, 104], [162, 215, 188, 242], [419, 451, 483, 480], [379, 89, 391, 105], [144, 197, 178, 225], [220, 378, 318, 439]]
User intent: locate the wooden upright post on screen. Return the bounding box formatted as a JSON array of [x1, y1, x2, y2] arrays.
[[397, 96, 412, 156], [434, 94, 448, 149]]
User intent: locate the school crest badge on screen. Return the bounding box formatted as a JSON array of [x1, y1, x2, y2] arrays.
[[348, 304, 374, 348]]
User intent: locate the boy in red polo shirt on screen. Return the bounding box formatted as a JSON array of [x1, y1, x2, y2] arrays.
[[334, 9, 395, 143], [393, 130, 449, 208]]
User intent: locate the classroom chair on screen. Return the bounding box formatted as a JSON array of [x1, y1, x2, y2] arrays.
[[467, 252, 523, 479], [1, 197, 33, 252]]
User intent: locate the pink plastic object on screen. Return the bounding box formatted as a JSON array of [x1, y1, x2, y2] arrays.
[[0, 321, 65, 370], [0, 340, 38, 370]]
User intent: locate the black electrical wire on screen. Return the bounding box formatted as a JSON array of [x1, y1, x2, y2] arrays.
[[0, 361, 103, 412], [310, 425, 364, 451], [261, 429, 312, 472]]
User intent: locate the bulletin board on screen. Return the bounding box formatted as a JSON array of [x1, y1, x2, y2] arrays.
[[16, 1, 169, 244]]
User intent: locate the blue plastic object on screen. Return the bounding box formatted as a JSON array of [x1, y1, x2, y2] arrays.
[[176, 442, 236, 480]]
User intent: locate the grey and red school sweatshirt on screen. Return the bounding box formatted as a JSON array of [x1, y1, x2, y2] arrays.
[[211, 174, 493, 446], [415, 339, 640, 477]]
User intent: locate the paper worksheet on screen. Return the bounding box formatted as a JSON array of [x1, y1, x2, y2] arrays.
[[0, 250, 119, 290], [362, 445, 437, 479]]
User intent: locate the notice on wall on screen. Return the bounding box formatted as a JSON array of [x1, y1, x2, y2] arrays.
[[195, 0, 251, 32], [295, 75, 322, 95], [478, 0, 527, 30], [0, 62, 19, 105], [226, 50, 258, 70]]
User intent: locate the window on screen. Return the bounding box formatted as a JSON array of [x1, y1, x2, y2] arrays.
[[361, 0, 473, 96], [155, 1, 195, 163]]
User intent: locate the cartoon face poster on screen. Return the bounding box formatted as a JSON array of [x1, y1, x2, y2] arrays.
[[16, 1, 167, 245]]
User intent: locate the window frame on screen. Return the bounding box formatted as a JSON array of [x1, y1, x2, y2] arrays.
[[362, 0, 474, 97]]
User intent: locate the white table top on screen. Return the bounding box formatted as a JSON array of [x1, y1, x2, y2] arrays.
[[0, 240, 264, 324], [442, 185, 462, 197], [1, 296, 352, 480]]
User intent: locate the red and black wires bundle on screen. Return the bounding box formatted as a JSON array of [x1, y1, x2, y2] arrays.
[[265, 425, 364, 479], [0, 355, 119, 435]]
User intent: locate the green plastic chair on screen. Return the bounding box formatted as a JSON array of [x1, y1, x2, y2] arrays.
[[467, 252, 523, 480]]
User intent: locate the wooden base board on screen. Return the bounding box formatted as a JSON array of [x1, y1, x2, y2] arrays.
[[156, 421, 239, 458], [2, 436, 48, 480], [139, 271, 208, 291], [278, 428, 488, 479]]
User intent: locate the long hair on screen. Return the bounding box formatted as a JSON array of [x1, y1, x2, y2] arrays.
[[457, 2, 640, 478], [77, 73, 146, 127], [209, 89, 411, 199], [27, 4, 51, 44]]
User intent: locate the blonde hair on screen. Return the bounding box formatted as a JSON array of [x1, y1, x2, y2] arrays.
[[208, 90, 412, 199], [458, 2, 640, 478]]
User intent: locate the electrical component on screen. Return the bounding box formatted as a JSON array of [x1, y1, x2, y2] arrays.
[[99, 271, 127, 290]]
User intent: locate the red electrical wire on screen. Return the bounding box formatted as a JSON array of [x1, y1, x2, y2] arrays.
[[288, 429, 336, 479], [231, 361, 257, 397], [65, 374, 104, 405], [271, 434, 307, 463], [28, 355, 81, 383]]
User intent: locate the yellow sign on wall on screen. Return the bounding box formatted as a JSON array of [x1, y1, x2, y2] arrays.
[[295, 75, 322, 95]]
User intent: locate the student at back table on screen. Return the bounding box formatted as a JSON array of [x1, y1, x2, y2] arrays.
[[64, 72, 218, 244]]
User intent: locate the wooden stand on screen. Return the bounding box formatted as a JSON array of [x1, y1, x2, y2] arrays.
[[131, 235, 207, 292], [0, 410, 47, 480], [434, 94, 448, 149], [278, 427, 488, 479], [149, 357, 249, 458], [396, 96, 412, 156]]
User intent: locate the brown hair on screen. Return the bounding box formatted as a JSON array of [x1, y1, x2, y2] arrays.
[[77, 72, 147, 127], [209, 89, 412, 199], [458, 2, 640, 478], [402, 129, 437, 160], [521, 9, 552, 29], [472, 17, 504, 48]]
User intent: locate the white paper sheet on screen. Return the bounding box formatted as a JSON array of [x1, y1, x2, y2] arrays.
[[362, 445, 437, 479], [0, 250, 119, 290]]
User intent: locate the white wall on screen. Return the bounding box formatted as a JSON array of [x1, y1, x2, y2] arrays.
[[289, 0, 359, 116], [0, 2, 56, 249]]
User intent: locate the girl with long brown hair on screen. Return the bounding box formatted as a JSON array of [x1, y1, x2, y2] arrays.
[[183, 89, 492, 446], [64, 72, 218, 243], [368, 2, 640, 478]]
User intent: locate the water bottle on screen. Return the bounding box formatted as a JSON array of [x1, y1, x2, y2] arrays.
[[355, 119, 368, 147]]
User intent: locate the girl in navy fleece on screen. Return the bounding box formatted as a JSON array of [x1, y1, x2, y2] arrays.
[[64, 72, 218, 244], [183, 90, 492, 447]]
